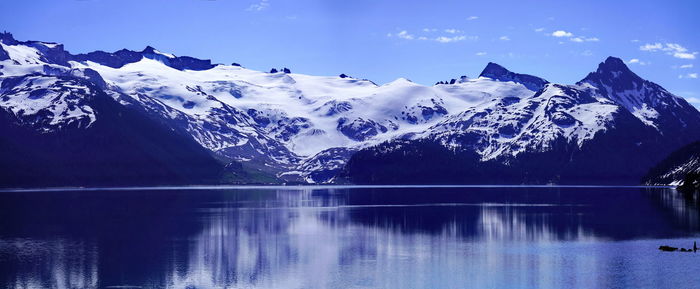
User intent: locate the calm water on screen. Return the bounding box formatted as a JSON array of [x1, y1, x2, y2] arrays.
[[1, 186, 699, 289]]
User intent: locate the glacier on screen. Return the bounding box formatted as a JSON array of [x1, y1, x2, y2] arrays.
[[1, 32, 699, 184]]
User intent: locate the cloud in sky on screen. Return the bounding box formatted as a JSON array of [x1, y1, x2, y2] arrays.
[[686, 97, 700, 103], [675, 52, 698, 59], [467, 16, 479, 20], [679, 73, 698, 79], [475, 52, 487, 56], [396, 30, 414, 40], [388, 29, 476, 43], [534, 28, 545, 32], [435, 35, 467, 43], [549, 30, 598, 44], [246, 0, 269, 11], [551, 30, 573, 37], [628, 58, 648, 65], [680, 64, 694, 69], [570, 37, 598, 43], [640, 43, 663, 51], [640, 43, 698, 59], [499, 36, 510, 41]]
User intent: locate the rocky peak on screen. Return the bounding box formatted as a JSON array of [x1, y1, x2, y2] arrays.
[[0, 31, 17, 45], [479, 62, 549, 91]]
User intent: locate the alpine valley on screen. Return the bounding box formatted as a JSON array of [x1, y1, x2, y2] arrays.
[[1, 32, 699, 187]]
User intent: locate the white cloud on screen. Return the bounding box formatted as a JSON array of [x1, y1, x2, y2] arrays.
[[666, 43, 687, 52], [534, 28, 545, 32], [569, 36, 598, 43], [467, 16, 479, 20], [628, 58, 648, 65], [640, 42, 698, 59], [390, 29, 476, 43], [679, 73, 698, 79], [631, 39, 640, 43], [674, 52, 697, 59], [435, 35, 467, 43], [552, 30, 573, 37], [686, 97, 700, 103], [475, 52, 487, 56], [397, 30, 415, 40], [499, 36, 510, 41], [581, 50, 593, 57], [640, 43, 663, 51], [246, 0, 269, 11], [680, 64, 694, 69]]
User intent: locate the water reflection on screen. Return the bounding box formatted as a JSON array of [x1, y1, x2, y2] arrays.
[[0, 186, 699, 288], [0, 239, 98, 289]]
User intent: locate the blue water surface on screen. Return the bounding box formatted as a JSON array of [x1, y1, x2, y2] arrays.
[[0, 186, 698, 289]]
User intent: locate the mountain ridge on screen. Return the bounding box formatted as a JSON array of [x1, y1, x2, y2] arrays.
[[1, 32, 699, 185]]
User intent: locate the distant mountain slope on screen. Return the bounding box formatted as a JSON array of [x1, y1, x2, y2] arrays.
[[643, 141, 700, 186], [0, 73, 267, 187], [342, 58, 700, 185]]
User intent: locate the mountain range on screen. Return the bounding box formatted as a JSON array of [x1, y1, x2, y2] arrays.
[[1, 32, 699, 186]]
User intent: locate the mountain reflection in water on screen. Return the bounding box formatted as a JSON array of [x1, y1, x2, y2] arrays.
[[1, 186, 699, 289]]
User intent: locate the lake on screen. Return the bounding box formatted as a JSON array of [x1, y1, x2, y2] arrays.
[[0, 186, 699, 289]]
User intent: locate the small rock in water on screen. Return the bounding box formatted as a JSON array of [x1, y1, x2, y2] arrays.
[[659, 245, 678, 252]]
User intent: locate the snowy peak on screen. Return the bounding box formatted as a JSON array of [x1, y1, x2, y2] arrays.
[[139, 46, 215, 71], [597, 56, 632, 73], [579, 56, 644, 91], [141, 46, 160, 55], [0, 31, 17, 45], [3, 33, 700, 184], [479, 62, 508, 76], [72, 46, 215, 71], [577, 56, 700, 130], [478, 62, 549, 91]]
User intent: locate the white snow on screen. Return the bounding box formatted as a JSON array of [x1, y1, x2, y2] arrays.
[[0, 75, 97, 130], [72, 56, 542, 157], [0, 43, 44, 65], [2, 41, 697, 182], [153, 49, 175, 58]]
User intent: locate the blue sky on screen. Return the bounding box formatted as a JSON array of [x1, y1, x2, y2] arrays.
[[1, 0, 699, 107]]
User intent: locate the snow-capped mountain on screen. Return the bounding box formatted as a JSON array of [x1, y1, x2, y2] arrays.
[[0, 73, 227, 187], [2, 32, 699, 185], [342, 58, 700, 184]]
